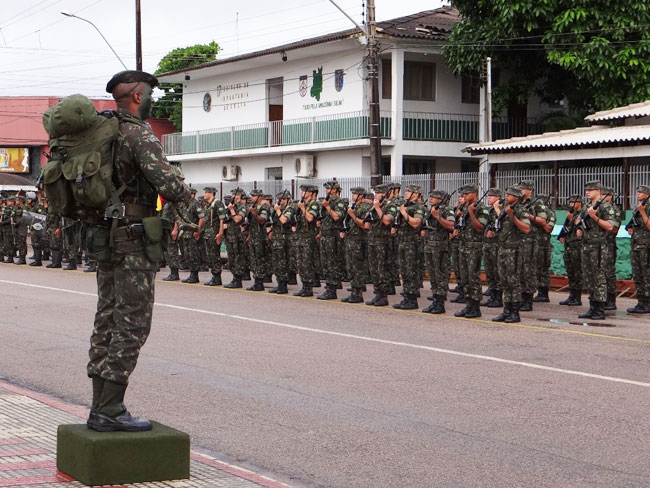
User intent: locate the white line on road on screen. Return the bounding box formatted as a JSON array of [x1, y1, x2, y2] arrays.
[[3, 278, 650, 389]]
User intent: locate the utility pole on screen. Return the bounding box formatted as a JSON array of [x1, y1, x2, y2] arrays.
[[135, 0, 142, 71], [367, 0, 382, 188], [486, 56, 492, 142]]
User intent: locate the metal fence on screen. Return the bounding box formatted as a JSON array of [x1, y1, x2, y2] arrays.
[[496, 167, 555, 197]]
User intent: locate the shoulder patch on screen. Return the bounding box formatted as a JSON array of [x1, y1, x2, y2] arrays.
[[147, 135, 160, 144]]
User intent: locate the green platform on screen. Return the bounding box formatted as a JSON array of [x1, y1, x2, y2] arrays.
[[57, 421, 190, 486]]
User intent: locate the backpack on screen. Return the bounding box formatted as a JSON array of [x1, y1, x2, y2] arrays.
[[41, 94, 120, 220]]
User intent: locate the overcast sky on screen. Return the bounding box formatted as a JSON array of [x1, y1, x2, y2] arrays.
[[1, 0, 446, 99]]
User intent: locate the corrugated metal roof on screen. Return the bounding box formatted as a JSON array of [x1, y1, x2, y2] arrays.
[[465, 124, 650, 154], [585, 99, 650, 122]]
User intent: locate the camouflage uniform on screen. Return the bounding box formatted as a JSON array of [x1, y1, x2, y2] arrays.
[[367, 185, 398, 305], [178, 196, 205, 279], [294, 189, 320, 295], [268, 195, 295, 292], [202, 192, 226, 285], [532, 196, 556, 302], [481, 189, 502, 308], [0, 200, 12, 261], [518, 187, 546, 309], [626, 186, 650, 313], [394, 188, 426, 308], [87, 107, 189, 385], [247, 191, 270, 290], [11, 198, 28, 264], [559, 198, 583, 306], [45, 205, 63, 268], [318, 182, 346, 299], [161, 201, 182, 276], [341, 191, 370, 302], [604, 191, 622, 309], [223, 195, 248, 286], [28, 201, 49, 266]]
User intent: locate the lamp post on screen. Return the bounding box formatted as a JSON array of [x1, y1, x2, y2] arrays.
[[60, 11, 128, 70]]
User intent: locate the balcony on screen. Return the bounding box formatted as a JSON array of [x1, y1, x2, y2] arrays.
[[162, 110, 543, 156]]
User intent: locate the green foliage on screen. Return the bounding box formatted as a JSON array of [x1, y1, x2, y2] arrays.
[[153, 41, 220, 129], [444, 0, 650, 116]]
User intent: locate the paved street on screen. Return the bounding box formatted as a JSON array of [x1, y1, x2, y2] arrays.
[[1, 263, 650, 488]]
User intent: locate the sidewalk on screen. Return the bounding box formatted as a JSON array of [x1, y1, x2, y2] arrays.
[[0, 379, 291, 488]]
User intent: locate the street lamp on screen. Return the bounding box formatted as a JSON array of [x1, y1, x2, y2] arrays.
[[60, 10, 128, 70]]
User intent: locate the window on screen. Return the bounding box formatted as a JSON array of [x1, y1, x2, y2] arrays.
[[403, 158, 435, 175], [461, 72, 480, 104], [382, 59, 392, 99], [460, 159, 479, 173], [404, 61, 436, 101], [266, 167, 283, 180]]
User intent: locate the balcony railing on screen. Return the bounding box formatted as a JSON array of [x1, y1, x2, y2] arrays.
[[163, 111, 543, 156]]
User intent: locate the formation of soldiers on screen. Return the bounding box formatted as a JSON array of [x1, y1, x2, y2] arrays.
[[3, 179, 650, 321]]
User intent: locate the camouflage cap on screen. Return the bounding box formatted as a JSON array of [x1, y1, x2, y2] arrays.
[[14, 195, 25, 202], [342, 198, 349, 205], [584, 180, 602, 191], [638, 184, 650, 195], [189, 187, 197, 194], [505, 185, 523, 198], [250, 189, 263, 196], [106, 70, 159, 94], [203, 186, 216, 193], [324, 180, 341, 190], [406, 184, 422, 194], [263, 194, 273, 200], [276, 190, 291, 199], [231, 187, 245, 195], [487, 188, 502, 197], [459, 184, 479, 195], [429, 189, 447, 200], [350, 186, 367, 194], [601, 186, 614, 195], [373, 183, 388, 193], [538, 193, 550, 203], [364, 193, 374, 199], [518, 180, 535, 190], [568, 194, 582, 203]]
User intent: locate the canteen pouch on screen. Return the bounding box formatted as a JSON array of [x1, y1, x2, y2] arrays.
[[41, 157, 75, 217], [86, 225, 112, 262], [142, 216, 164, 263]]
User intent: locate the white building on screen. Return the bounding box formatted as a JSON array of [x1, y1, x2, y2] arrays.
[[158, 7, 548, 189]]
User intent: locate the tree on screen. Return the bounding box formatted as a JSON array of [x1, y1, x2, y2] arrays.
[[443, 0, 650, 118], [153, 41, 220, 129]]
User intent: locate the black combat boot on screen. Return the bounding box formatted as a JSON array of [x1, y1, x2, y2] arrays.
[[578, 300, 595, 319], [242, 271, 251, 281], [273, 281, 288, 294], [287, 273, 298, 285], [393, 294, 418, 310], [46, 250, 62, 268], [484, 290, 503, 308], [298, 285, 313, 297], [182, 271, 200, 283], [87, 381, 151, 433], [15, 254, 26, 265], [449, 284, 461, 294], [246, 279, 264, 291], [519, 293, 533, 312], [223, 276, 242, 288], [42, 251, 50, 260], [422, 294, 438, 313], [63, 256, 77, 270], [533, 287, 550, 303], [29, 249, 42, 267], [590, 301, 606, 320], [603, 292, 617, 311], [3, 256, 13, 264], [204, 273, 222, 286], [464, 299, 482, 318], [312, 278, 321, 288], [90, 375, 105, 414], [454, 301, 470, 317], [481, 289, 494, 306], [84, 264, 97, 272], [387, 284, 396, 296], [341, 288, 364, 303], [483, 287, 493, 296], [505, 302, 521, 323], [627, 297, 650, 314], [450, 287, 466, 303], [163, 268, 180, 281], [371, 293, 388, 306], [492, 302, 512, 322], [317, 285, 337, 300]]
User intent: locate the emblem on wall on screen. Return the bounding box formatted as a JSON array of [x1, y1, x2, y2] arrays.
[[299, 75, 308, 97], [310, 66, 323, 101], [335, 69, 345, 92]]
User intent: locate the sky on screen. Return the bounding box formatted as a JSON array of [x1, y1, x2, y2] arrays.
[[0, 0, 446, 99]]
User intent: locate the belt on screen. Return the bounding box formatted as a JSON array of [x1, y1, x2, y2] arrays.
[[112, 223, 144, 242], [124, 203, 155, 219]]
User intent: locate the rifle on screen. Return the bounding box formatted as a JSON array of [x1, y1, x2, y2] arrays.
[[342, 195, 362, 232], [626, 197, 649, 231], [494, 195, 522, 232], [557, 207, 576, 240], [364, 195, 385, 223], [578, 196, 606, 232], [434, 189, 456, 210]]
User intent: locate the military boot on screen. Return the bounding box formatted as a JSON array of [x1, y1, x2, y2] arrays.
[[63, 257, 77, 270], [519, 293, 533, 312], [627, 297, 650, 314], [464, 299, 482, 318], [454, 302, 470, 317], [371, 293, 388, 306], [246, 279, 264, 291], [450, 287, 466, 303], [242, 271, 252, 281], [312, 279, 321, 288], [204, 273, 222, 286], [387, 284, 396, 296], [578, 300, 595, 319], [84, 264, 97, 273], [224, 276, 243, 288], [15, 254, 26, 265], [287, 273, 298, 285], [29, 249, 42, 267], [298, 285, 313, 297], [42, 251, 50, 260], [603, 292, 617, 311], [492, 302, 512, 322], [87, 381, 151, 433], [182, 271, 200, 284], [90, 376, 105, 413], [341, 288, 364, 303], [393, 294, 418, 310], [274, 281, 289, 295], [505, 302, 521, 323], [590, 301, 606, 320], [46, 250, 62, 268], [422, 294, 438, 313], [483, 287, 493, 296], [481, 289, 495, 306], [317, 285, 337, 300], [533, 287, 550, 303], [3, 256, 13, 264], [484, 290, 503, 308], [163, 268, 180, 281]]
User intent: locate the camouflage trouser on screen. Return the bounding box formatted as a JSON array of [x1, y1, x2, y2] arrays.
[[15, 227, 28, 256], [398, 237, 420, 296], [166, 236, 181, 269], [563, 242, 583, 294], [225, 226, 245, 278], [582, 242, 608, 303], [296, 234, 317, 285], [450, 238, 461, 287], [180, 235, 201, 272], [336, 234, 347, 280], [288, 234, 299, 274], [388, 236, 400, 284], [30, 227, 48, 251], [345, 237, 365, 290], [87, 246, 156, 384], [368, 239, 391, 295], [203, 231, 222, 274], [271, 235, 290, 283], [519, 239, 536, 294], [249, 232, 269, 280], [320, 233, 342, 287], [631, 240, 650, 300], [605, 238, 618, 296], [482, 242, 499, 291], [498, 246, 523, 303], [47, 228, 62, 251], [416, 238, 425, 289], [425, 241, 451, 297], [458, 243, 483, 301], [241, 231, 250, 274], [313, 237, 322, 278], [0, 226, 8, 255], [536, 240, 552, 289]]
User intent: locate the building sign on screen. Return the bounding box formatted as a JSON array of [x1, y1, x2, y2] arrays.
[[216, 82, 250, 111], [310, 67, 323, 101], [0, 148, 29, 173], [303, 100, 344, 110], [299, 76, 308, 97], [335, 69, 345, 92]]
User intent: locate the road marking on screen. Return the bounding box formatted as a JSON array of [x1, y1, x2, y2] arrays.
[[3, 278, 650, 389]]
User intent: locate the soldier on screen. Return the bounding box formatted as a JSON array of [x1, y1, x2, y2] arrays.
[[318, 181, 346, 300], [86, 70, 190, 432], [162, 198, 182, 281], [531, 194, 556, 303], [387, 182, 402, 295], [626, 184, 650, 314], [2, 196, 16, 263], [449, 191, 465, 303], [223, 188, 248, 288], [177, 188, 204, 283], [28, 195, 49, 267], [575, 180, 617, 320], [12, 195, 28, 265], [393, 185, 426, 309], [422, 189, 455, 314], [0, 196, 9, 262], [558, 195, 584, 306], [268, 191, 295, 294], [602, 187, 621, 310], [293, 185, 320, 297], [246, 189, 270, 291], [491, 186, 531, 323], [202, 187, 226, 286], [481, 189, 503, 308], [45, 202, 63, 268], [339, 187, 371, 303], [366, 184, 399, 306], [452, 184, 489, 318]]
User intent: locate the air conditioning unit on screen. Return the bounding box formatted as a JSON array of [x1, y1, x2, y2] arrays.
[[295, 154, 315, 178], [222, 164, 240, 181]]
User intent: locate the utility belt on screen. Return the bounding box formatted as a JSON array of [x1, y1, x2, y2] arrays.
[[86, 216, 168, 263], [459, 240, 483, 248], [583, 238, 606, 245]]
